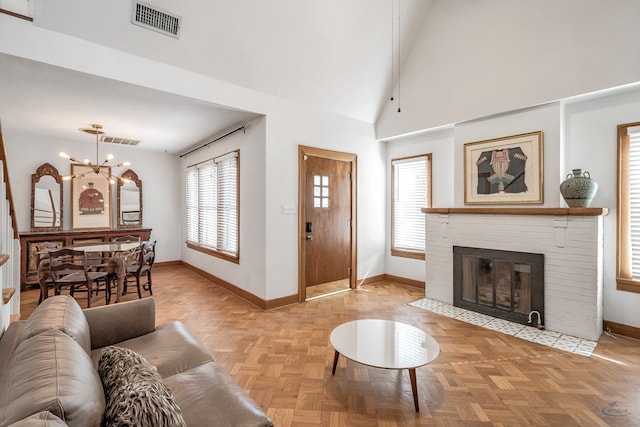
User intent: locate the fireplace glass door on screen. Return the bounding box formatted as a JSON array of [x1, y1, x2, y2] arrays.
[[454, 246, 543, 325]]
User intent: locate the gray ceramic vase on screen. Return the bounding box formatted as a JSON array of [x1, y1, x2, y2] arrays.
[[560, 168, 598, 207]]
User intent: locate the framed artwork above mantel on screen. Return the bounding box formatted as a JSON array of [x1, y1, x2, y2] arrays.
[[463, 131, 543, 205]]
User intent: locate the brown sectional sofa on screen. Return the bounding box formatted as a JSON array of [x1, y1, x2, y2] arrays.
[[0, 295, 273, 427]]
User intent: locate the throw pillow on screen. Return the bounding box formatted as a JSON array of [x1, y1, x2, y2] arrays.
[[98, 346, 186, 427]]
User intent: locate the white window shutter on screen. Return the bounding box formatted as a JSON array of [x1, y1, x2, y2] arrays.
[[185, 151, 239, 258], [629, 132, 640, 279], [392, 156, 427, 253]]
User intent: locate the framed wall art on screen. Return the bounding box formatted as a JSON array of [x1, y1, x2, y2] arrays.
[[464, 131, 543, 204], [71, 164, 112, 229]]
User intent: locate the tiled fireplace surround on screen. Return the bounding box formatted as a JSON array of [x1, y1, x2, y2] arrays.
[[422, 208, 606, 341]]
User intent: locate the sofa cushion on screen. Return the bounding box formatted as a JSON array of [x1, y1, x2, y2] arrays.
[[164, 361, 274, 427], [98, 346, 186, 427], [0, 329, 104, 427], [0, 321, 25, 380], [91, 321, 213, 378], [83, 297, 156, 350], [19, 295, 91, 354], [6, 411, 67, 427]]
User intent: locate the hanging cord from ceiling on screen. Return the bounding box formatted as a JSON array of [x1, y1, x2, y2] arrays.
[[389, 0, 394, 102], [397, 0, 401, 113], [179, 125, 245, 158], [389, 0, 402, 112]]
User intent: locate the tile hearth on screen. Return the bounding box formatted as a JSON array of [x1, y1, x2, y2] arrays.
[[409, 298, 598, 357]]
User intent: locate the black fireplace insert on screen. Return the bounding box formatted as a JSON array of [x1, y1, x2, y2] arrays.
[[453, 246, 544, 326]]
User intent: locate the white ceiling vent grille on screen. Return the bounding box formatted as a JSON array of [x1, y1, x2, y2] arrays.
[[131, 1, 181, 39], [101, 135, 141, 146]]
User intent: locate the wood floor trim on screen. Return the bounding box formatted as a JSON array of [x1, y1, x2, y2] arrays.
[[604, 319, 640, 340], [179, 262, 425, 311], [358, 274, 386, 286], [180, 261, 269, 310], [359, 274, 425, 289], [154, 260, 182, 268], [383, 274, 425, 289]]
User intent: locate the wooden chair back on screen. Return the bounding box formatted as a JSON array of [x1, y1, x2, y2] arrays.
[[48, 248, 90, 282]]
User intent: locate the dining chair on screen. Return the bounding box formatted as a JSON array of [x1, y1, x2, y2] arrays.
[[48, 248, 111, 308], [35, 241, 60, 304], [142, 239, 156, 295], [84, 250, 118, 303], [110, 235, 141, 261], [123, 240, 155, 298]]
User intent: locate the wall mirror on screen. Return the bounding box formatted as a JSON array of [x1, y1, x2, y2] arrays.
[[31, 162, 63, 231], [117, 169, 142, 227]]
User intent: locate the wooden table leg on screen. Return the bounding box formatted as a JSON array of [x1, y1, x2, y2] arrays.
[[332, 350, 340, 375], [409, 368, 419, 412]]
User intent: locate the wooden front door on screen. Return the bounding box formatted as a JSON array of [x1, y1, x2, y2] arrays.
[[299, 146, 356, 301]]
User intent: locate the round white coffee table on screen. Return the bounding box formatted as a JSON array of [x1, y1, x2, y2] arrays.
[[330, 319, 440, 412]]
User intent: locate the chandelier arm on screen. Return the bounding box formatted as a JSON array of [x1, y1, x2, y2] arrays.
[[99, 170, 115, 184], [95, 129, 100, 166], [62, 124, 130, 183]]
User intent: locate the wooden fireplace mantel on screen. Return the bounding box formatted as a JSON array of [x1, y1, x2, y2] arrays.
[[421, 207, 608, 216]]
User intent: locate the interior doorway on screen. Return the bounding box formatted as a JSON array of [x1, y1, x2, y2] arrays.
[[298, 146, 357, 302]]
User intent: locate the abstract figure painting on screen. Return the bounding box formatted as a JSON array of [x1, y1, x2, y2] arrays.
[[464, 131, 543, 204]]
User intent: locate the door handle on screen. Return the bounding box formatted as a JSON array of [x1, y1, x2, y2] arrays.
[[306, 235, 313, 241]]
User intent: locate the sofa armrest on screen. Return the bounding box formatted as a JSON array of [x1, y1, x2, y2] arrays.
[[83, 297, 156, 350]]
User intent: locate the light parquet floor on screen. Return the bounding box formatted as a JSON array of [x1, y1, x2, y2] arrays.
[[19, 265, 640, 426]]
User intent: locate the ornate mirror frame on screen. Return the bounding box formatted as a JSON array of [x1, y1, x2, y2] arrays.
[[117, 169, 143, 228], [31, 162, 64, 231]]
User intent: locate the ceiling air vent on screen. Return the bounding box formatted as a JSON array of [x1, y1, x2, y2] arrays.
[[131, 1, 181, 39], [101, 135, 141, 146]]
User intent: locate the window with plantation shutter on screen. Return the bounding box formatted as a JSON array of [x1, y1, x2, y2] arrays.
[[186, 150, 239, 262], [391, 154, 431, 259], [617, 123, 640, 293]]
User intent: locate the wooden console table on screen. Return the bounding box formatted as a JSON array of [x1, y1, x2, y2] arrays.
[[19, 228, 152, 290]]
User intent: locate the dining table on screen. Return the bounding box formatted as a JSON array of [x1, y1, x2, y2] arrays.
[[37, 241, 139, 304]]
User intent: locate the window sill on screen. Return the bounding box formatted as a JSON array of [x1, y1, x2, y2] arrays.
[[187, 242, 239, 264], [391, 248, 425, 260], [616, 277, 640, 294]]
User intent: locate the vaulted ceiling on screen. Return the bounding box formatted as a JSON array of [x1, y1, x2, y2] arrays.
[[0, 1, 432, 153]]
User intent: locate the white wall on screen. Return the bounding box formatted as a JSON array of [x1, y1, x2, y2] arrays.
[[377, 0, 640, 139], [0, 15, 385, 304], [263, 105, 386, 299], [384, 127, 454, 282], [180, 117, 267, 299], [453, 104, 563, 207], [564, 87, 640, 329]]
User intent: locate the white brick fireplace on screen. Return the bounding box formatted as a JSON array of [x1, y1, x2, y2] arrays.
[[422, 208, 606, 341]]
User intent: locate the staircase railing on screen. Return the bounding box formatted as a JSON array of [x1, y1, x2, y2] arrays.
[[0, 118, 21, 330]]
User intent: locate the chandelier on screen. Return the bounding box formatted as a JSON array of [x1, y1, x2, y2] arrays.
[[60, 124, 130, 184]]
